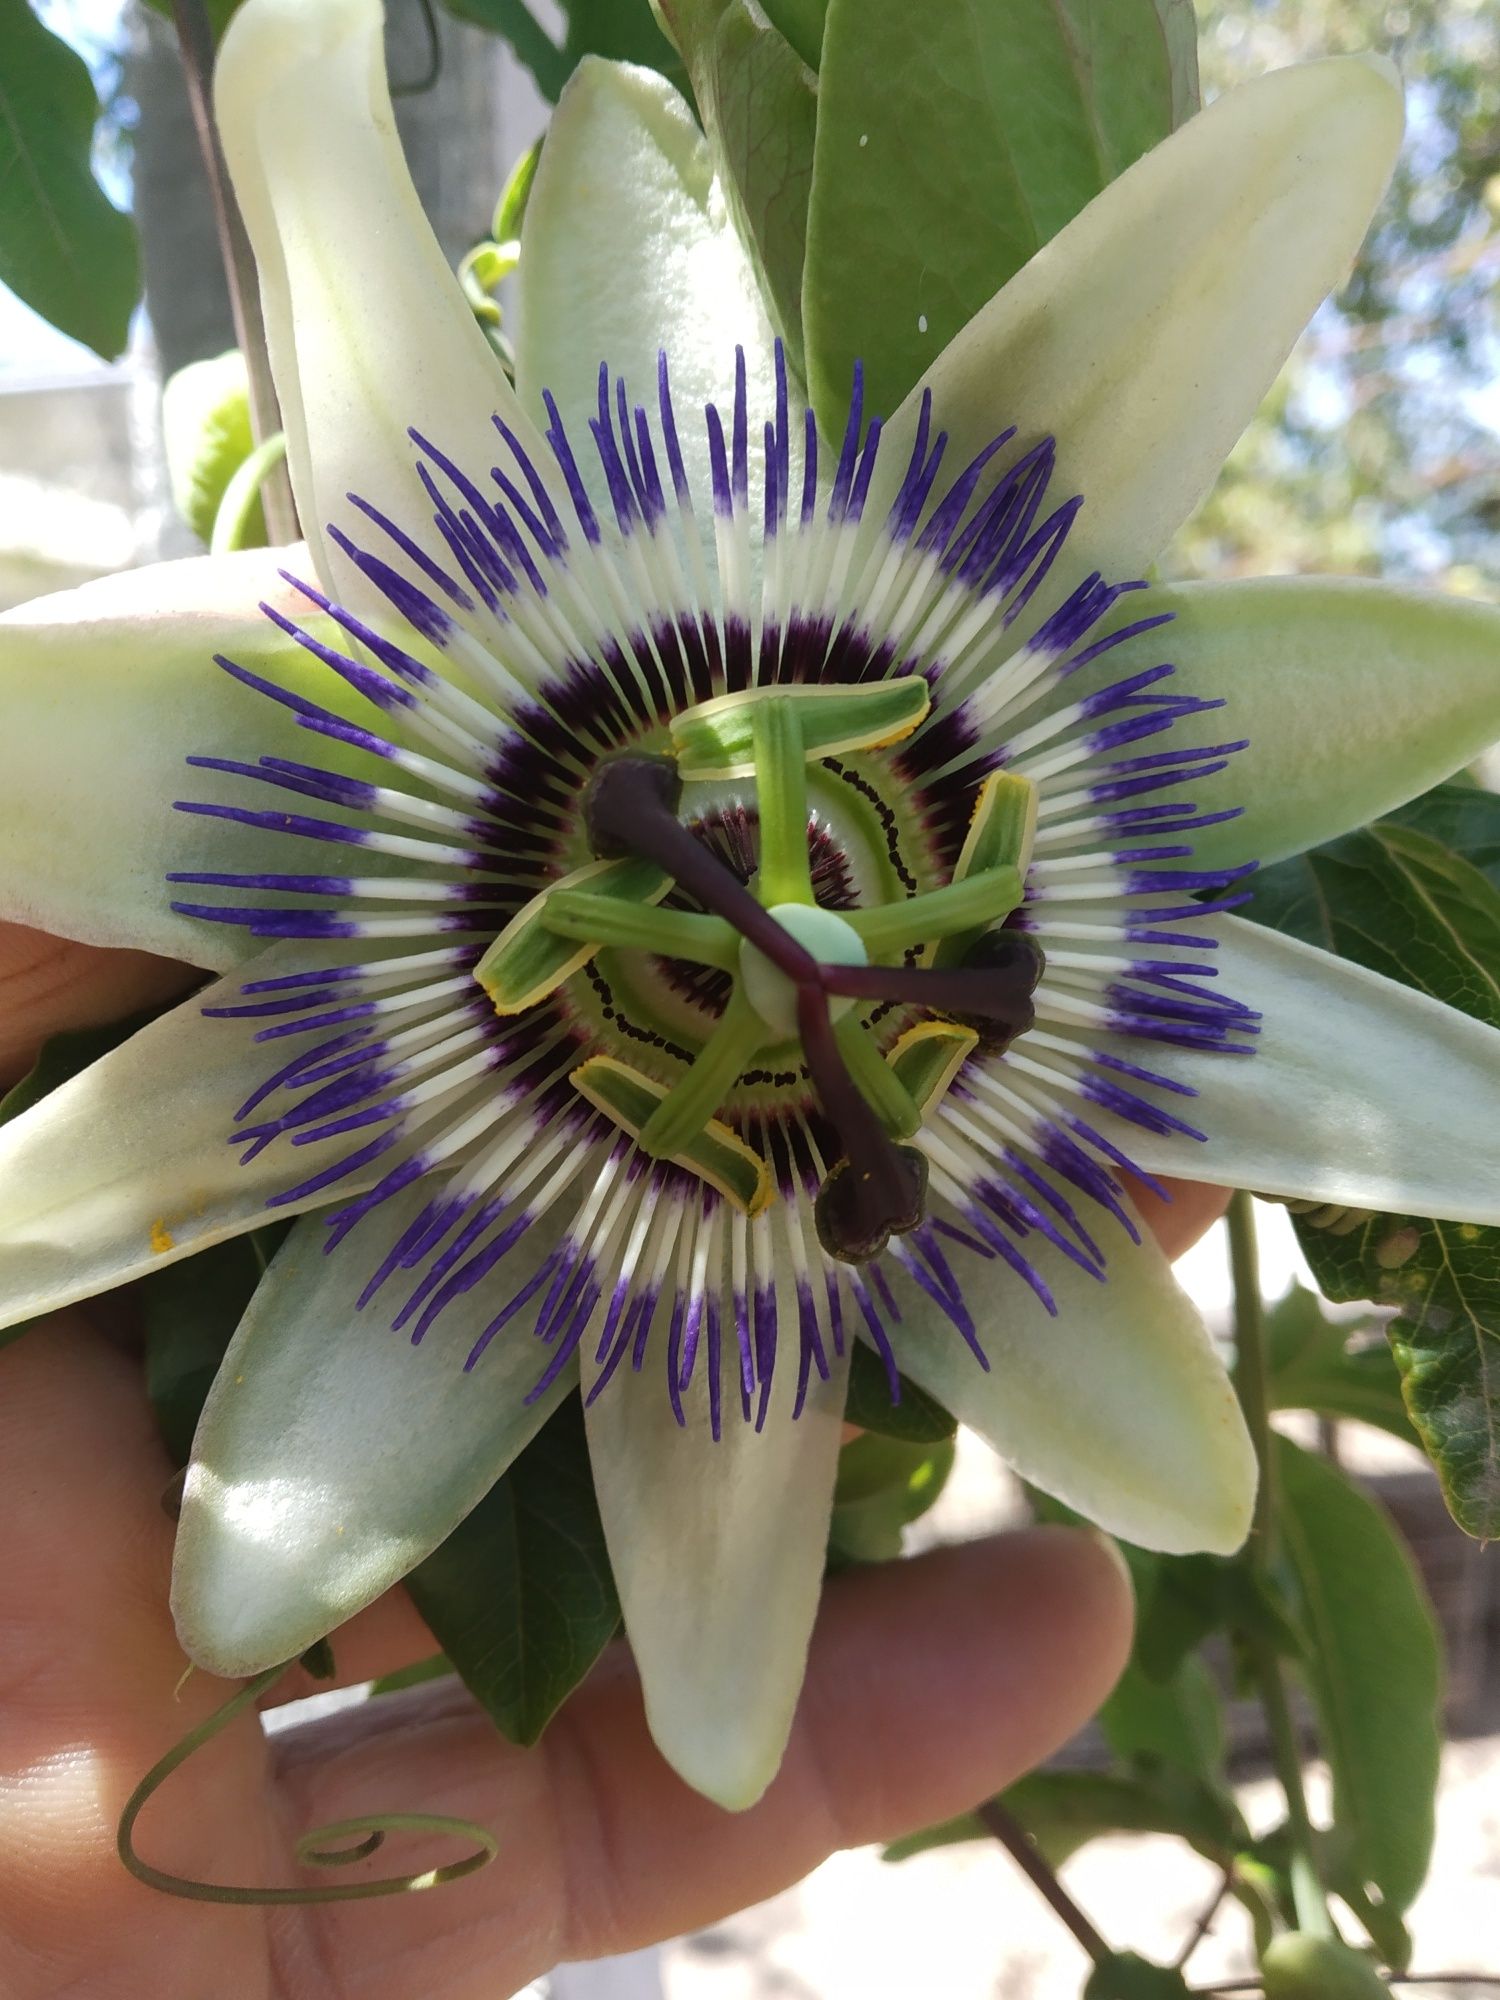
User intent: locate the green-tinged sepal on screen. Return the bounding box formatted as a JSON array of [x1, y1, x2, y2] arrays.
[[476, 858, 669, 1015], [571, 1054, 773, 1215], [671, 676, 930, 780], [750, 695, 815, 904]]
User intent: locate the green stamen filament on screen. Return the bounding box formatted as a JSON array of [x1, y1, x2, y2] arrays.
[[844, 862, 1023, 956], [639, 985, 767, 1156], [750, 696, 815, 906], [542, 889, 739, 971]]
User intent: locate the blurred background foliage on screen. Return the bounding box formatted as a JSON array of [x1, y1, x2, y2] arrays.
[[1171, 0, 1500, 592]]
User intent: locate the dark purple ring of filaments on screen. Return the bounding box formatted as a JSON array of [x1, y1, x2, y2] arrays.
[[167, 336, 1260, 1435]]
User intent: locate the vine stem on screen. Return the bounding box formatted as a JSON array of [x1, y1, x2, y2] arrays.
[[167, 0, 298, 545], [1227, 1191, 1334, 1943], [1195, 1982, 1500, 1995], [972, 1798, 1112, 1968]]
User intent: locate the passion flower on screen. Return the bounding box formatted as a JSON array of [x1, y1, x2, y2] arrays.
[[3, 0, 1500, 1812]]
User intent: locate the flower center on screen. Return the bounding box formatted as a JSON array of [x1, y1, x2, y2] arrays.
[[474, 681, 1042, 1262]]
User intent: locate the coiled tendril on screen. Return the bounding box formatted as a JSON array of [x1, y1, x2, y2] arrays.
[[117, 1663, 498, 1905]]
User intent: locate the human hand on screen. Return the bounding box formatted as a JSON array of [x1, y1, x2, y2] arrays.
[[0, 925, 1224, 2000]]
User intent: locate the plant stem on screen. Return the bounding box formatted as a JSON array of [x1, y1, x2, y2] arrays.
[[973, 1798, 1112, 1969], [1194, 1982, 1500, 1996], [1174, 1865, 1235, 1972], [1227, 1192, 1334, 1942], [168, 0, 298, 545]]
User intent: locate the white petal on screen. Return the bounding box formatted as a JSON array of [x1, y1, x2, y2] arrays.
[[0, 551, 367, 966], [516, 56, 781, 510], [881, 56, 1403, 596], [215, 0, 540, 612], [1114, 916, 1500, 1223], [584, 1331, 849, 1809], [897, 1217, 1255, 1556], [0, 947, 382, 1331], [173, 1188, 572, 1676], [1102, 578, 1500, 873]]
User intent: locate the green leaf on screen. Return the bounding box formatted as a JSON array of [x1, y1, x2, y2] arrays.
[[803, 0, 1199, 427], [445, 0, 683, 99], [1085, 1956, 1194, 2000], [828, 1433, 954, 1563], [160, 350, 266, 549], [140, 1225, 289, 1464], [560, 0, 686, 90], [441, 0, 571, 98], [141, 0, 244, 39], [1099, 1653, 1225, 1781], [1249, 822, 1500, 1027], [1130, 1550, 1228, 1681], [1384, 779, 1500, 894], [1265, 1281, 1420, 1447], [0, 0, 140, 358], [404, 1396, 620, 1745], [758, 0, 824, 71], [1295, 1213, 1500, 1538], [1250, 816, 1500, 1536], [653, 0, 817, 376], [842, 1339, 956, 1441], [1275, 1437, 1441, 1914]]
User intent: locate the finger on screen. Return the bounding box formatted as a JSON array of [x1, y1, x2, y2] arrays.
[[277, 1525, 1133, 2000], [1129, 1172, 1232, 1261], [0, 922, 192, 1087]]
